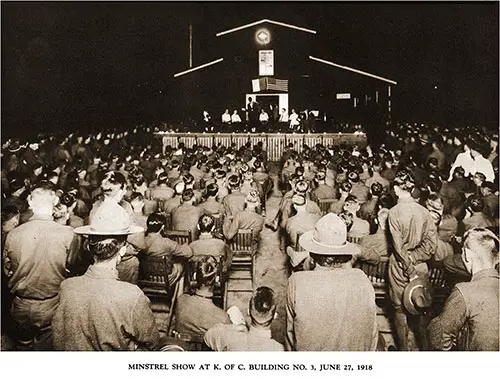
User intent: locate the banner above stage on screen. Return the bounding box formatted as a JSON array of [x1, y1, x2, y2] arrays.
[[252, 77, 289, 92]]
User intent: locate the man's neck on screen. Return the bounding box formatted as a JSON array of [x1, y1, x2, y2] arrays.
[[31, 208, 54, 219]]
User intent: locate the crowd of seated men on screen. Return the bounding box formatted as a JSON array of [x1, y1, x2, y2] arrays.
[[1, 121, 498, 351]]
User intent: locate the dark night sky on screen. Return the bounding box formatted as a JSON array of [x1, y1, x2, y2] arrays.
[[1, 1, 498, 135]]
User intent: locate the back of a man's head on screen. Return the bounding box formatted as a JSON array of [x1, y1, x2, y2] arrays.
[[205, 182, 218, 198], [88, 235, 127, 262], [195, 256, 218, 289], [463, 227, 499, 268], [198, 214, 215, 233], [249, 286, 277, 327], [467, 194, 485, 213], [28, 181, 58, 212]]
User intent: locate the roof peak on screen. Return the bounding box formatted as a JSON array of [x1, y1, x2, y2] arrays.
[[216, 19, 316, 37]]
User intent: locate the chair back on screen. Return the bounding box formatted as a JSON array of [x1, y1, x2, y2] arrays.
[[138, 254, 172, 295], [212, 213, 224, 233], [428, 264, 452, 305], [318, 198, 336, 215], [347, 233, 365, 245], [355, 258, 389, 287], [294, 232, 306, 252], [163, 229, 192, 245], [229, 229, 253, 270], [230, 229, 253, 255]]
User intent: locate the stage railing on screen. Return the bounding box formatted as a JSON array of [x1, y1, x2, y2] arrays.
[[156, 132, 367, 162]]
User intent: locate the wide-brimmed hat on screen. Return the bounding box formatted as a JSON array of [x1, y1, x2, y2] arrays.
[[74, 201, 144, 235], [299, 213, 360, 255], [403, 277, 433, 315]]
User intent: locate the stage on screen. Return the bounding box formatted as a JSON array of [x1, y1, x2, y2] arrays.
[[155, 132, 367, 161]]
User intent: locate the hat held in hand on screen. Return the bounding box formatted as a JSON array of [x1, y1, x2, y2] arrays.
[[74, 201, 144, 235], [403, 277, 433, 315]]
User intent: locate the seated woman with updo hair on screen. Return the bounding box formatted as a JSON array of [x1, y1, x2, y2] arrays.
[[174, 256, 230, 339]]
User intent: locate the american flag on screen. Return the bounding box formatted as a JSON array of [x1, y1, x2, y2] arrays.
[[266, 77, 288, 92]]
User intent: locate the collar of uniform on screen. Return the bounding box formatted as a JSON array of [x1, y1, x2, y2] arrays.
[[397, 196, 415, 204], [195, 290, 214, 299], [86, 265, 119, 280], [472, 268, 499, 282], [249, 326, 272, 338], [30, 214, 54, 221], [199, 233, 213, 240]]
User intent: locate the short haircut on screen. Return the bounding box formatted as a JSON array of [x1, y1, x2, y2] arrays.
[[344, 195, 359, 205], [2, 205, 20, 223], [463, 227, 499, 265], [129, 192, 144, 202], [370, 182, 383, 197], [467, 194, 485, 213], [393, 170, 415, 192], [195, 256, 218, 288], [182, 188, 195, 202], [310, 252, 352, 267], [88, 235, 127, 261], [249, 286, 277, 325], [340, 181, 352, 193], [205, 182, 219, 197], [474, 172, 486, 182], [146, 213, 166, 234], [198, 214, 215, 233], [339, 211, 354, 231], [52, 203, 68, 221]]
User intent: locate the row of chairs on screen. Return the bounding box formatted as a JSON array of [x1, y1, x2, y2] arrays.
[[137, 228, 254, 336], [294, 232, 451, 305]]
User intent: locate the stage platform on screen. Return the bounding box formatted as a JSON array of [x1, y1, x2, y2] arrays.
[[155, 132, 367, 161]]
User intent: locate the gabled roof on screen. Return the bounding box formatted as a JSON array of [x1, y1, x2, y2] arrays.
[[174, 58, 224, 78], [309, 56, 397, 85], [216, 19, 316, 37]]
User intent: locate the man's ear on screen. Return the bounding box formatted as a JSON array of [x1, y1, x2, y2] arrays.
[[53, 195, 60, 207], [118, 246, 127, 258]]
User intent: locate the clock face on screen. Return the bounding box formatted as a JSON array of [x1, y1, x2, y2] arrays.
[[255, 28, 270, 45]]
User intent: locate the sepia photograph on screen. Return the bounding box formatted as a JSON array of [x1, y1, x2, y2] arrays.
[[1, 0, 498, 372]]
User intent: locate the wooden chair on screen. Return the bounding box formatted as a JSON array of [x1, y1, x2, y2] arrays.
[[161, 213, 172, 230], [225, 229, 254, 311], [347, 233, 366, 245], [229, 229, 253, 269], [163, 229, 192, 245], [294, 232, 306, 252], [212, 213, 224, 234], [428, 264, 451, 306], [317, 198, 336, 215], [355, 258, 389, 302], [138, 253, 180, 335]]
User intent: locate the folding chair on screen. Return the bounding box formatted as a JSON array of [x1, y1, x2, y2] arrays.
[[138, 253, 180, 336], [317, 198, 336, 216]]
